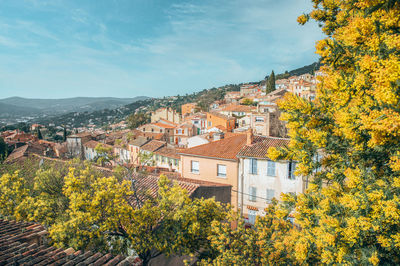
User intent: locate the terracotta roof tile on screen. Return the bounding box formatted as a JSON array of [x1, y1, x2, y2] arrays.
[[153, 145, 180, 159], [141, 140, 166, 152], [237, 136, 289, 159], [222, 104, 255, 113], [207, 111, 235, 121], [0, 219, 141, 265], [179, 133, 263, 160], [129, 136, 150, 147], [5, 142, 46, 163]]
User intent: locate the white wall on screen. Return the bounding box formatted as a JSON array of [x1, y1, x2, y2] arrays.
[[238, 157, 303, 221]]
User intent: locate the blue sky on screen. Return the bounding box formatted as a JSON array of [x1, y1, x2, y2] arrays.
[[0, 0, 323, 99]]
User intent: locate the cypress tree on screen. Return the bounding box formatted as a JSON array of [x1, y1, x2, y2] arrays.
[[0, 137, 6, 161], [266, 70, 276, 93], [63, 127, 67, 142], [37, 127, 43, 140]]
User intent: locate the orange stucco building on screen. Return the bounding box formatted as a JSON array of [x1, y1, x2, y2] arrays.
[[181, 103, 197, 116], [206, 112, 236, 132]]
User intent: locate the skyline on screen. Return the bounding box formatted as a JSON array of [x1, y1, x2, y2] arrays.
[[0, 0, 323, 99]]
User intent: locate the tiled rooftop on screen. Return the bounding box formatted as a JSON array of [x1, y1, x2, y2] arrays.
[[5, 142, 46, 163], [237, 136, 289, 159], [179, 133, 264, 161], [0, 219, 141, 265], [140, 140, 166, 152]]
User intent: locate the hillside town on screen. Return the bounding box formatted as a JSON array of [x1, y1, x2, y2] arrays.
[[1, 72, 320, 226]]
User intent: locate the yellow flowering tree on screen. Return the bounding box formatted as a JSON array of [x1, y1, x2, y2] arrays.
[[267, 0, 400, 264], [0, 159, 228, 265], [200, 201, 298, 265]]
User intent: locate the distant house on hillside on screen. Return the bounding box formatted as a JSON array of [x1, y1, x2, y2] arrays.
[[206, 112, 236, 132], [151, 107, 181, 124], [181, 103, 197, 116]]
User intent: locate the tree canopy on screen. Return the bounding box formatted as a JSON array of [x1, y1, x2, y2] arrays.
[[267, 0, 400, 264], [0, 159, 228, 265]]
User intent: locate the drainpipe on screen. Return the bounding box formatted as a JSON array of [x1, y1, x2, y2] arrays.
[[239, 158, 244, 216]]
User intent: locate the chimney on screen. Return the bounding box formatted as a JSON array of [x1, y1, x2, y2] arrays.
[[246, 128, 253, 145], [213, 132, 224, 141]]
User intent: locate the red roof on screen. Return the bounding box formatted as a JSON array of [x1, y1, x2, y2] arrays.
[[179, 133, 263, 161], [0, 219, 140, 265], [237, 136, 289, 159], [141, 140, 166, 152]]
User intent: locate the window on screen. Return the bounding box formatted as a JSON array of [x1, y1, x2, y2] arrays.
[[178, 129, 182, 134], [267, 161, 276, 176], [217, 164, 226, 177], [288, 161, 296, 180], [266, 189, 275, 202], [255, 116, 264, 122], [249, 159, 257, 174], [208, 121, 212, 127], [151, 128, 154, 132], [248, 210, 257, 225], [191, 160, 199, 174], [249, 186, 257, 202], [174, 159, 179, 166]]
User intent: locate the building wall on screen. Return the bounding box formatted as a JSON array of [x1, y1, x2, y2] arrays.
[[206, 113, 235, 132], [180, 155, 239, 209], [151, 108, 181, 124], [84, 147, 97, 161], [153, 154, 180, 171], [238, 157, 303, 220], [67, 137, 82, 158], [181, 103, 197, 116]]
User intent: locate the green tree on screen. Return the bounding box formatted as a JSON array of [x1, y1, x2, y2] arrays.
[[127, 112, 150, 129], [36, 127, 43, 140], [266, 70, 276, 93], [241, 98, 254, 106], [63, 127, 67, 142], [0, 137, 6, 162], [94, 143, 114, 166]]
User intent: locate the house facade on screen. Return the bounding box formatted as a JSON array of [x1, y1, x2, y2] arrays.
[[174, 122, 197, 147], [151, 107, 181, 124], [179, 132, 263, 209], [237, 137, 304, 224], [181, 103, 197, 116], [206, 112, 236, 132]]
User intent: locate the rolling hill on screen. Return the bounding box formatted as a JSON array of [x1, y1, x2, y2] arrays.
[[0, 96, 149, 118]]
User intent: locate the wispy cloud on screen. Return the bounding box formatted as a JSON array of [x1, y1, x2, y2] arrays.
[[0, 0, 323, 98]]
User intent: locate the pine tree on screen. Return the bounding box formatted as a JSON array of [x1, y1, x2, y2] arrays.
[[266, 70, 276, 93]]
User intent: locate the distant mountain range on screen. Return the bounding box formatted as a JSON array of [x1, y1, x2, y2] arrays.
[[0, 96, 150, 118]]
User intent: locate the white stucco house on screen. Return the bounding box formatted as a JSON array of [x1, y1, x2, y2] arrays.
[[237, 136, 304, 224]]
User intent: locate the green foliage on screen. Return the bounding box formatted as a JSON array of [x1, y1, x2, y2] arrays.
[[0, 160, 228, 264], [36, 127, 43, 139], [0, 137, 6, 162], [94, 143, 114, 166], [266, 70, 276, 93], [127, 112, 150, 129], [241, 98, 254, 106]]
